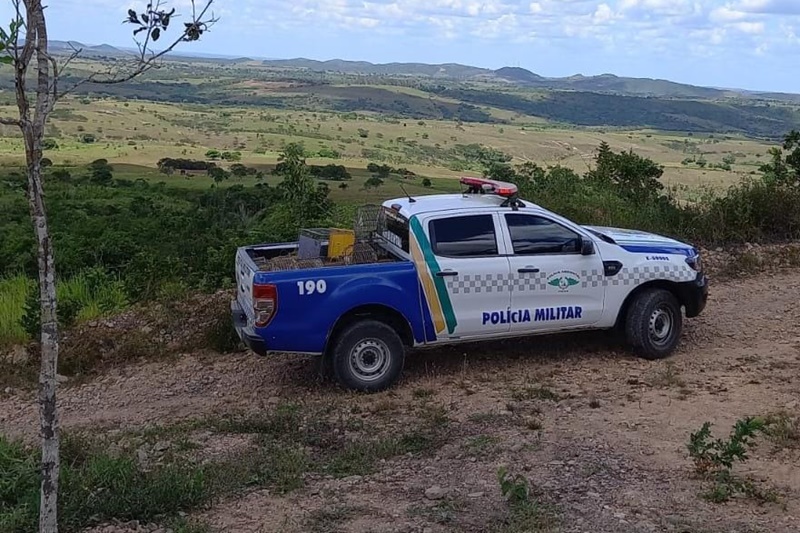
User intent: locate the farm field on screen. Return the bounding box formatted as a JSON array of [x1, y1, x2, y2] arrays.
[[0, 94, 776, 199]]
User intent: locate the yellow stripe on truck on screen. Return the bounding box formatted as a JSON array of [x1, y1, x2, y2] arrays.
[[410, 236, 446, 335]]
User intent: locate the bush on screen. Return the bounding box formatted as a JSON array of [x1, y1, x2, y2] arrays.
[[18, 268, 129, 341]]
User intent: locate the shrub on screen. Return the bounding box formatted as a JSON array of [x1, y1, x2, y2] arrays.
[[687, 417, 776, 503]]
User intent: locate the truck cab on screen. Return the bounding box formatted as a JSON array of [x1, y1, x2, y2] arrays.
[[232, 177, 709, 392]]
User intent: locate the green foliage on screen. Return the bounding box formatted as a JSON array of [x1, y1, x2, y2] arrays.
[[42, 138, 58, 150], [586, 141, 664, 202], [498, 466, 530, 507], [316, 147, 341, 159], [760, 130, 800, 186], [205, 149, 221, 160], [496, 467, 555, 532], [79, 133, 96, 144], [309, 164, 351, 181], [88, 159, 113, 185], [14, 269, 129, 344], [484, 137, 800, 246], [0, 434, 209, 533], [272, 142, 333, 230], [0, 276, 31, 347], [208, 166, 229, 183], [363, 176, 384, 189], [422, 177, 432, 187], [688, 417, 767, 475], [687, 417, 775, 503]]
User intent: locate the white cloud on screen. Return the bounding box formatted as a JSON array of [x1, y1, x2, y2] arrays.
[[709, 6, 748, 22], [731, 21, 765, 34]]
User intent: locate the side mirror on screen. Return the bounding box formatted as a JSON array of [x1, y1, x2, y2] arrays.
[[580, 238, 595, 255]]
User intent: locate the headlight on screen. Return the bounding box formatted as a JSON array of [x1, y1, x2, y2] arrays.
[[686, 254, 703, 273]]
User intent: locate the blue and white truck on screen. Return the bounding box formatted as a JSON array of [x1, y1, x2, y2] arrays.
[[231, 177, 708, 391]]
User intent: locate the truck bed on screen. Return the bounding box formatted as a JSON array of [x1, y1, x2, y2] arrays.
[[245, 236, 404, 272]]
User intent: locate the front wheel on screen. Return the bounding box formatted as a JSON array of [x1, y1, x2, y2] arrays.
[[624, 288, 683, 360], [331, 320, 405, 392]]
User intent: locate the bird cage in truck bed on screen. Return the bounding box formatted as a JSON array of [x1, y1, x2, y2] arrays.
[[298, 228, 355, 261]]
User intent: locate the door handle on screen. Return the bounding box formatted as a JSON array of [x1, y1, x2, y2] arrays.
[[436, 271, 458, 277], [517, 267, 540, 273]]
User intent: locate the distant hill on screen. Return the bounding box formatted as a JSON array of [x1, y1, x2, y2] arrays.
[[493, 67, 546, 84], [262, 58, 491, 79], [260, 57, 798, 101]]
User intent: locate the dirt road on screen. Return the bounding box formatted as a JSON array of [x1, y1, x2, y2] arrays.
[[2, 271, 799, 532]]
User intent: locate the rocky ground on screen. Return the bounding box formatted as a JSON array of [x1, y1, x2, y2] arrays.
[[2, 267, 800, 533]]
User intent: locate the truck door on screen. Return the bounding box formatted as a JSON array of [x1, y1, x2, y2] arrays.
[[410, 212, 512, 340], [500, 212, 606, 332]]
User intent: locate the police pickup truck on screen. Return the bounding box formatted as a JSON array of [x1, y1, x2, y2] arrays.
[[231, 177, 708, 392]]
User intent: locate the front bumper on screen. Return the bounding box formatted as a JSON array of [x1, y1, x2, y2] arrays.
[[678, 272, 709, 318], [230, 299, 267, 356]]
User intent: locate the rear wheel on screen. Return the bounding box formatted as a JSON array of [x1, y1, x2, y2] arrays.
[[624, 288, 683, 360], [331, 320, 405, 392]]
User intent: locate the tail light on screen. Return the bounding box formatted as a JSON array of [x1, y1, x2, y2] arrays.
[[253, 283, 277, 327]]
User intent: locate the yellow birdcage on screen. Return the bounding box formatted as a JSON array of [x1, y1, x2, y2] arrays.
[[327, 228, 355, 260]]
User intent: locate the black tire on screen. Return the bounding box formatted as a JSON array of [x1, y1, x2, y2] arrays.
[[314, 352, 335, 381], [331, 320, 405, 392], [624, 288, 683, 360]]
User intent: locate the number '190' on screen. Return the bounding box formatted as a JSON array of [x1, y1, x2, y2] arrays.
[[297, 280, 327, 295]]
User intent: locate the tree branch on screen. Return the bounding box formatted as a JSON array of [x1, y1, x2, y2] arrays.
[[94, 0, 216, 85], [56, 0, 217, 95], [0, 116, 21, 126]]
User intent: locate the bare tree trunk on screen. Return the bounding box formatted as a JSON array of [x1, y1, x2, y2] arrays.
[[18, 2, 60, 531], [0, 3, 217, 531]]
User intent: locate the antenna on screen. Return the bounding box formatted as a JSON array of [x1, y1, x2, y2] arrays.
[[399, 183, 416, 203]]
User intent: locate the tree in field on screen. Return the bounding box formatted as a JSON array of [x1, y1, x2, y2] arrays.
[[363, 176, 384, 189], [761, 130, 800, 186], [273, 142, 332, 225], [205, 148, 221, 160], [0, 2, 217, 531], [209, 165, 230, 184], [587, 142, 664, 202], [422, 177, 432, 187]]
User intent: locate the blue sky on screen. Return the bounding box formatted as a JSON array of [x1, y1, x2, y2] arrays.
[[9, 0, 800, 92]]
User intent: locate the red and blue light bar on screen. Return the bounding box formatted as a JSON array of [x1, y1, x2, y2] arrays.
[[459, 176, 518, 197]]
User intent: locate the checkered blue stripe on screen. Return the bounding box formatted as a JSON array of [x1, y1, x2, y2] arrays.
[[447, 273, 512, 295], [444, 265, 696, 294]]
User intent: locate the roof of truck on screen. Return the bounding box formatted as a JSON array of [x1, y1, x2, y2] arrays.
[[382, 193, 542, 218]]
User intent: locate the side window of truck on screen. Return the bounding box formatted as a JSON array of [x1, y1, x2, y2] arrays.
[[429, 214, 499, 257], [504, 214, 581, 255], [382, 207, 410, 252]]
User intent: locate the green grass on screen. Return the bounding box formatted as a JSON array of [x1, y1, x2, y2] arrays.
[[0, 270, 129, 347], [0, 276, 31, 348], [0, 434, 209, 533]]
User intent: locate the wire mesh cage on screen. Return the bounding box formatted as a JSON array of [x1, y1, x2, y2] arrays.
[[264, 255, 325, 271], [350, 242, 378, 265], [353, 204, 383, 241]]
